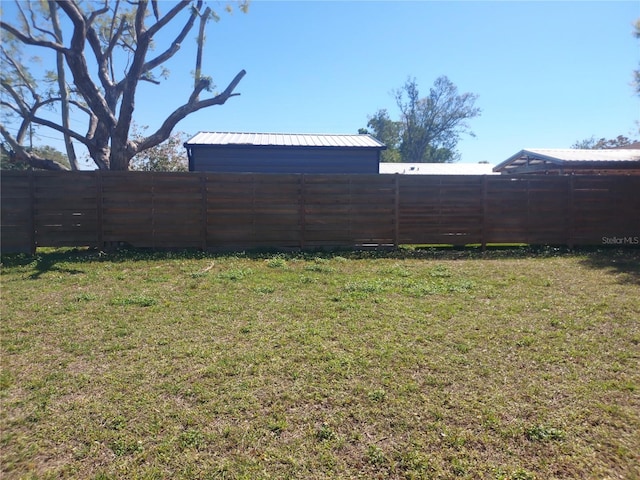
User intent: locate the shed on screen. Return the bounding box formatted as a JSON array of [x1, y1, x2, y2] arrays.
[[184, 132, 386, 174], [380, 162, 496, 175], [493, 148, 640, 175]]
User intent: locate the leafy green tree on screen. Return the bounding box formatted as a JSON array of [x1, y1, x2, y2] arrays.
[[360, 110, 402, 162], [129, 128, 188, 172], [1, 0, 248, 171], [364, 77, 480, 163]]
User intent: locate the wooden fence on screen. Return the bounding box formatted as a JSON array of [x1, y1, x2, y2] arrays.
[[2, 171, 639, 253]]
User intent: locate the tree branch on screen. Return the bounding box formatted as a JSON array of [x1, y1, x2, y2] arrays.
[[27, 2, 57, 41], [0, 80, 32, 118], [0, 21, 65, 52], [194, 6, 211, 90], [147, 0, 192, 37], [135, 69, 245, 153], [1, 123, 70, 170], [141, 1, 199, 77], [57, 1, 118, 129]]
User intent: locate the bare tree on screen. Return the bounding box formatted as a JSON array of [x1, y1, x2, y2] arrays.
[[0, 0, 247, 170]]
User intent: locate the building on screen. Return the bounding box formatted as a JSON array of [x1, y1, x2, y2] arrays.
[[184, 132, 386, 174], [379, 162, 496, 175], [493, 148, 640, 175]]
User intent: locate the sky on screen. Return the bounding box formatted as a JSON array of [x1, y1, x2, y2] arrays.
[[3, 1, 639, 167]]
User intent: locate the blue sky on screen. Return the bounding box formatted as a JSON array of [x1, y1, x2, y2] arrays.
[[4, 1, 640, 167]]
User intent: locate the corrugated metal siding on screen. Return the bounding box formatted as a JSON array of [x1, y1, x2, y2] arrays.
[[189, 146, 379, 174], [186, 132, 386, 149]]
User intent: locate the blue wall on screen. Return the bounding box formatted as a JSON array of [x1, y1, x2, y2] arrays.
[[188, 146, 381, 174]]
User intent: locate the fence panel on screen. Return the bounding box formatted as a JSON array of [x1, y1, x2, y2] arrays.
[[484, 176, 570, 245], [1, 171, 33, 253], [303, 174, 396, 247], [149, 172, 204, 248], [206, 173, 303, 249], [571, 176, 640, 246], [398, 175, 483, 245], [33, 171, 99, 248], [101, 172, 154, 246], [525, 176, 570, 245]]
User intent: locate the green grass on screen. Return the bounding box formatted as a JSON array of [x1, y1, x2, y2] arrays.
[[1, 247, 639, 479]]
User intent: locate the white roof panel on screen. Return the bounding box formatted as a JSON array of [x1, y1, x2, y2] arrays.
[[522, 148, 640, 162], [186, 132, 386, 149]]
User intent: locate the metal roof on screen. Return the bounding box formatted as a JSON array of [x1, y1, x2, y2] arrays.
[[185, 132, 386, 149], [494, 148, 640, 173], [380, 162, 497, 175]]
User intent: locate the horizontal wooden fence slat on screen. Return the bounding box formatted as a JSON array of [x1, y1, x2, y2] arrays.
[[2, 171, 639, 253]]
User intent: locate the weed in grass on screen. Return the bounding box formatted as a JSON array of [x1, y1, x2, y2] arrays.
[[0, 369, 14, 391], [266, 255, 288, 269], [254, 285, 276, 294], [430, 264, 452, 278], [304, 262, 335, 273], [454, 342, 471, 354], [179, 429, 205, 450], [404, 278, 475, 296], [550, 318, 564, 328], [344, 279, 386, 295], [398, 449, 435, 475], [510, 469, 536, 480], [366, 444, 386, 465], [110, 295, 157, 307], [315, 425, 336, 442], [267, 418, 287, 436], [74, 292, 97, 302], [450, 457, 468, 476], [368, 388, 387, 402], [380, 263, 412, 278], [515, 336, 535, 348], [299, 275, 317, 284], [106, 415, 127, 431], [525, 425, 566, 442], [217, 268, 253, 281]]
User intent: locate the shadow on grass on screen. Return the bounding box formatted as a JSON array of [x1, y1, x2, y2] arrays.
[[577, 249, 640, 286], [0, 249, 87, 279], [2, 246, 639, 284]]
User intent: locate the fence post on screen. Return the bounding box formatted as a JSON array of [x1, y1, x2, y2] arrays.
[[200, 173, 208, 250], [568, 175, 575, 249], [28, 169, 36, 255], [299, 174, 306, 250], [394, 174, 400, 248], [481, 175, 487, 252], [96, 170, 104, 250]]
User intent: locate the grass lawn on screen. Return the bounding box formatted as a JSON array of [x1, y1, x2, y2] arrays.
[[1, 247, 639, 479]]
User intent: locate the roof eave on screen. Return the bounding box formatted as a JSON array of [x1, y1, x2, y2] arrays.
[[183, 142, 386, 150], [494, 149, 563, 172]]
